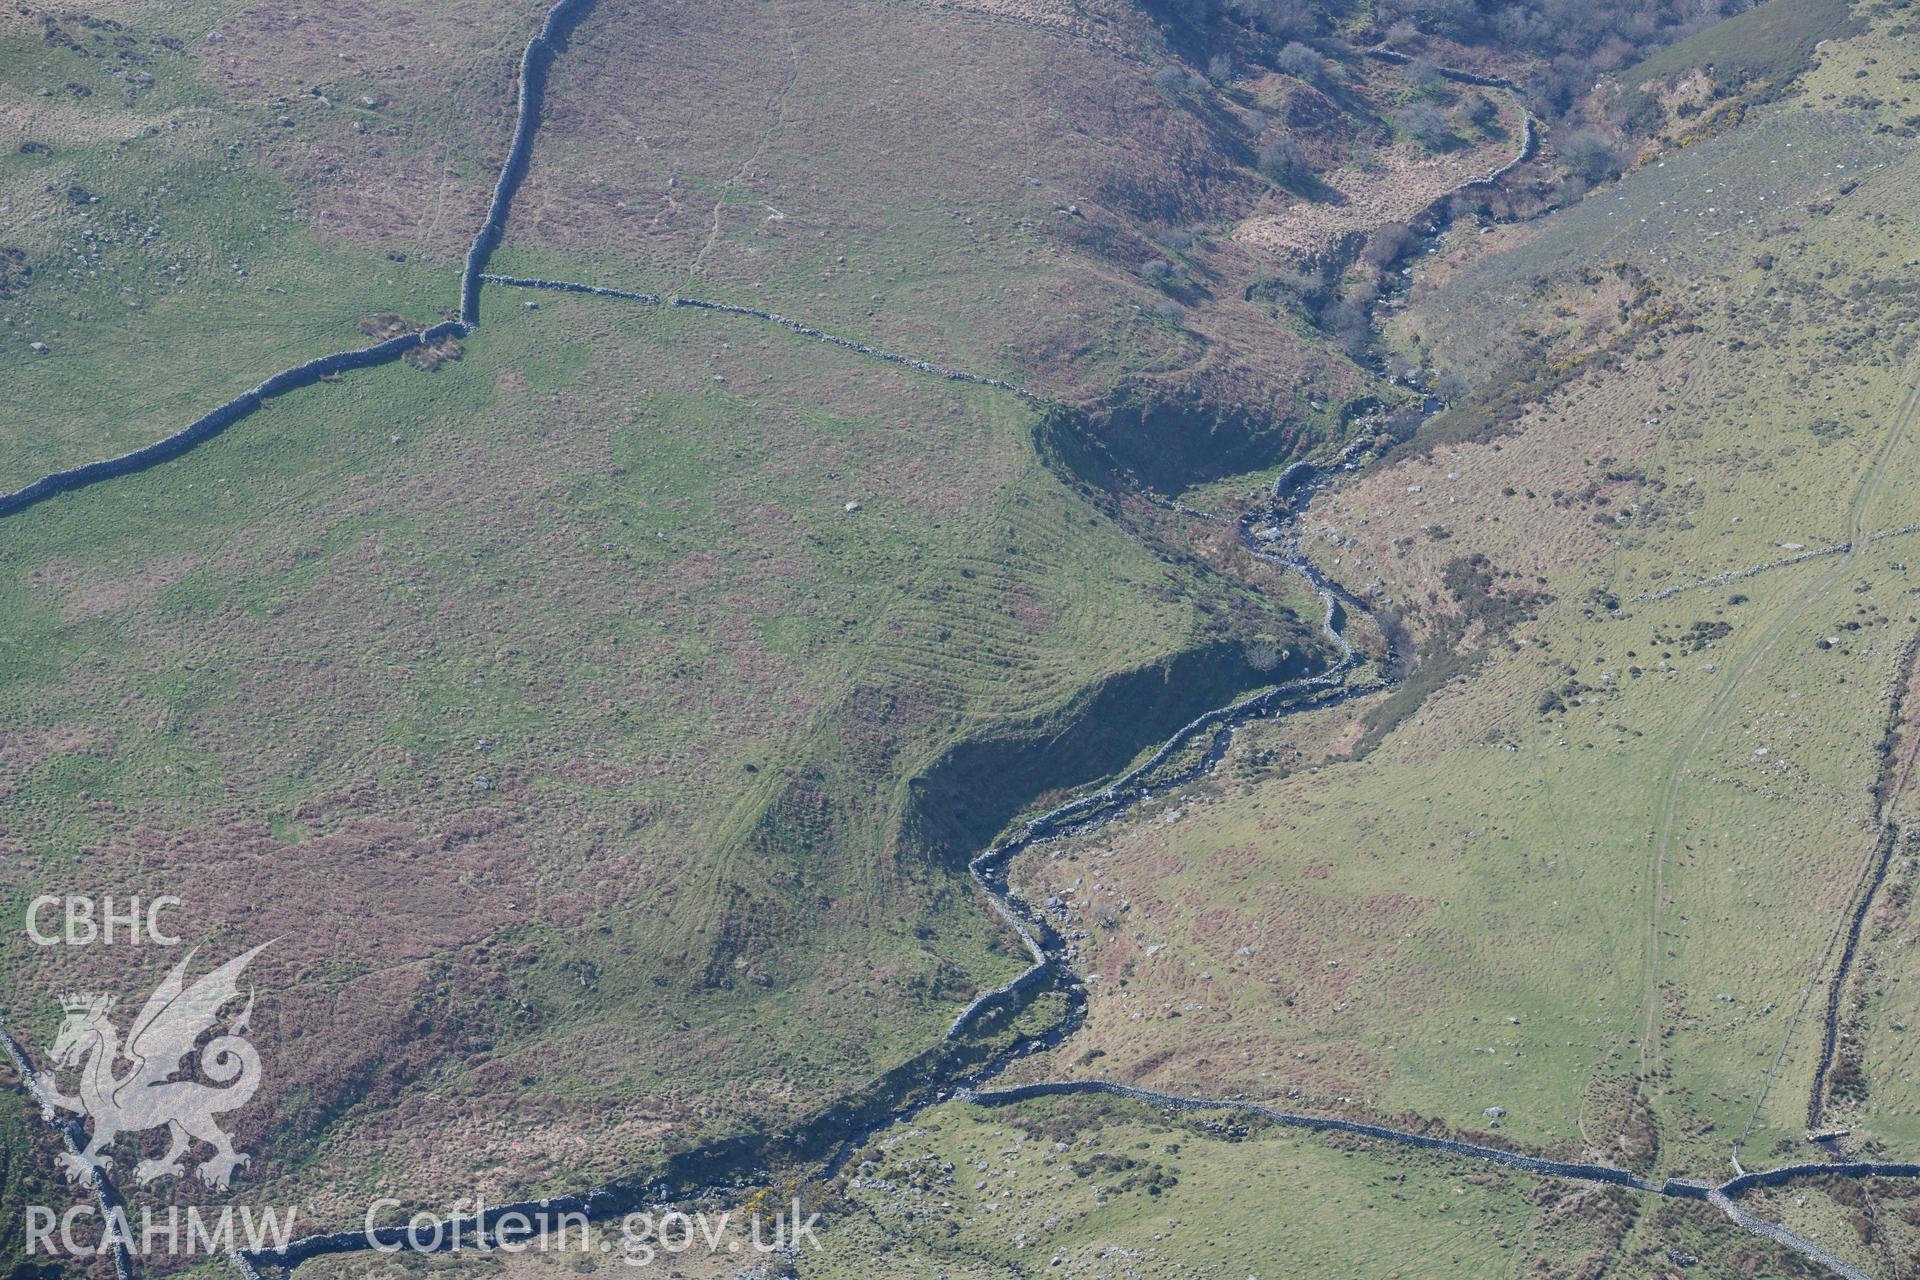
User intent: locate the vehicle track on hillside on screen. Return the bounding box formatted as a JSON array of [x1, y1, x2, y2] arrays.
[[1634, 370, 1920, 1098], [1793, 373, 1920, 1138], [1727, 370, 1920, 1156]]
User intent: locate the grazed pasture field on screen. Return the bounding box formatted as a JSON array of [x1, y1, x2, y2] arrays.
[[1, 285, 1325, 1218], [0, 0, 552, 484], [6, 0, 1919, 1274], [492, 0, 1547, 489], [295, 1095, 1843, 1279], [961, 6, 1920, 1272], [1, 0, 1366, 1231]]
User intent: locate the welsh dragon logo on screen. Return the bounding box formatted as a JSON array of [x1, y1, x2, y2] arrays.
[[44, 943, 270, 1190]]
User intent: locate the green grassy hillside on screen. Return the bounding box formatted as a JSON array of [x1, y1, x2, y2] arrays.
[[914, 3, 1920, 1272], [0, 0, 544, 486], [0, 272, 1327, 1221], [8, 0, 1908, 1274]]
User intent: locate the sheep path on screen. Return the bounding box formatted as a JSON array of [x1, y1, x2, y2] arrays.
[[0, 2, 1914, 1278]]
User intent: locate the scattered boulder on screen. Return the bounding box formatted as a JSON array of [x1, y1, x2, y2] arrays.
[[403, 332, 462, 371], [358, 312, 416, 340]]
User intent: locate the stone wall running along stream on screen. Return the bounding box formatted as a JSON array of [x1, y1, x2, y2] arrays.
[[964, 1079, 1656, 1190]]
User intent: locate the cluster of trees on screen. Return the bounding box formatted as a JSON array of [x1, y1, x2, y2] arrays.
[[1395, 102, 1451, 148], [1273, 39, 1338, 85], [1141, 0, 1335, 75], [1556, 128, 1621, 183], [1394, 92, 1500, 151], [1376, 0, 1758, 114], [1378, 0, 1751, 63], [1239, 221, 1415, 358], [1144, 0, 1322, 40], [1149, 0, 1755, 122], [1144, 0, 1638, 213], [1382, 59, 1490, 151], [1256, 137, 1310, 184]]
